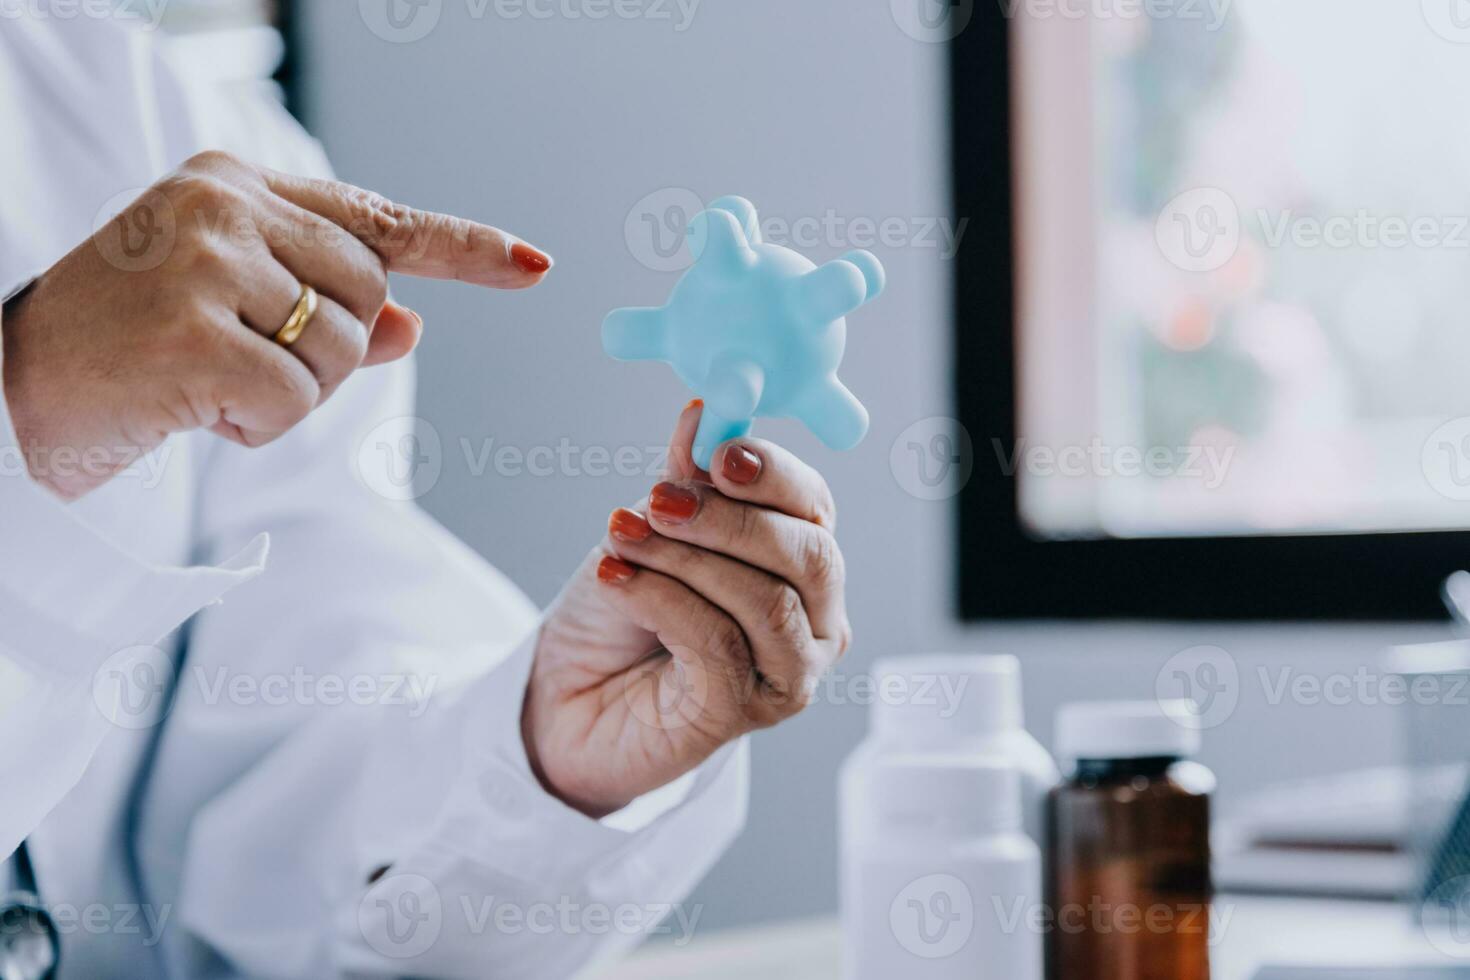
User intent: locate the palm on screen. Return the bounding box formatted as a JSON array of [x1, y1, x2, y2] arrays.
[[524, 547, 742, 817]]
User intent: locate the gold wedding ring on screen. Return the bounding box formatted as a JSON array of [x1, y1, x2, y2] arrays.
[[273, 284, 319, 347]]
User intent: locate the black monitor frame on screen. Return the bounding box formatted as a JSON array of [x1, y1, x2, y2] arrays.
[[950, 8, 1467, 621]]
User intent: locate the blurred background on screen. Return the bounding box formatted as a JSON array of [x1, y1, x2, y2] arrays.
[[153, 0, 1470, 941]]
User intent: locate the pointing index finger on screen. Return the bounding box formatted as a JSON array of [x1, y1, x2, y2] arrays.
[[261, 168, 553, 289]]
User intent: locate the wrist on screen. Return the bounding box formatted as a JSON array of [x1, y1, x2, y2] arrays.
[[520, 688, 626, 821], [2, 280, 78, 499], [1, 280, 39, 448]]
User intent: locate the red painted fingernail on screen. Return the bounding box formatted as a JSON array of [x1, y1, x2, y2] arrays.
[[597, 555, 637, 584], [721, 444, 762, 485], [686, 398, 704, 412], [608, 507, 653, 543], [510, 241, 553, 275], [649, 482, 700, 525]]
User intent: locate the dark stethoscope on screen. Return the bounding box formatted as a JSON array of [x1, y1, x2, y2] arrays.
[[0, 845, 58, 980]]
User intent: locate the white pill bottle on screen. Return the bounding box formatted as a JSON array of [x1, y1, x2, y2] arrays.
[[839, 756, 1042, 980], [841, 654, 1059, 846], [838, 655, 1055, 980]]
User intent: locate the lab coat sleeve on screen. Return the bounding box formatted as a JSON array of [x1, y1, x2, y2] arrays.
[[157, 360, 748, 979], [0, 307, 267, 862]]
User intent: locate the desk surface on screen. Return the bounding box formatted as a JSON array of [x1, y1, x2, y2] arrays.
[[605, 895, 1464, 980]]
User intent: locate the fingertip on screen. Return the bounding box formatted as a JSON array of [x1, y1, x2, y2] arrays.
[[609, 507, 654, 544], [679, 398, 705, 440], [708, 435, 775, 490], [717, 441, 763, 487], [597, 554, 638, 585], [706, 436, 836, 527], [510, 241, 554, 276]]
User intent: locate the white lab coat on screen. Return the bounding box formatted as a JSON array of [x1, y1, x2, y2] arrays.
[[0, 14, 746, 979]]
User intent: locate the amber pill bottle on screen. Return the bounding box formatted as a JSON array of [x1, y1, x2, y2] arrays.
[[1046, 700, 1215, 980]]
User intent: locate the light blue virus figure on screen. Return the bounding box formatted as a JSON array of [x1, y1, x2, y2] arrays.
[[603, 195, 885, 470]]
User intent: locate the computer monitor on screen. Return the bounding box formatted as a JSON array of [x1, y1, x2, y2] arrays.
[[952, 3, 1470, 619]]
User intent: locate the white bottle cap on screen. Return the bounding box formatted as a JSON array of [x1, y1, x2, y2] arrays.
[[868, 755, 1022, 834], [1054, 700, 1202, 762], [870, 653, 1024, 744]]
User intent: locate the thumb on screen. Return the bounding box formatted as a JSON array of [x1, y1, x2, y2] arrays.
[[363, 301, 423, 366], [664, 398, 712, 483]]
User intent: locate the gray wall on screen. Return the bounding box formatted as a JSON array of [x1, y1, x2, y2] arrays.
[[301, 0, 1454, 932]]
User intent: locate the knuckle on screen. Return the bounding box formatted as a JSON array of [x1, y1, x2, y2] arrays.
[[785, 665, 821, 712], [790, 675, 819, 712], [311, 228, 387, 318], [396, 211, 469, 271], [360, 263, 390, 314], [465, 221, 502, 254], [447, 218, 493, 264], [762, 583, 806, 638], [741, 682, 783, 730], [182, 149, 244, 174], [733, 501, 761, 546], [762, 675, 798, 712], [167, 172, 238, 218], [799, 528, 844, 588], [310, 220, 354, 254], [179, 236, 234, 280], [344, 317, 372, 365], [264, 360, 318, 423], [328, 328, 371, 383], [344, 187, 409, 244], [318, 348, 365, 391], [812, 486, 838, 530], [706, 617, 751, 667], [673, 543, 712, 577], [287, 381, 319, 422], [161, 301, 227, 363], [835, 621, 854, 659], [751, 668, 812, 725]]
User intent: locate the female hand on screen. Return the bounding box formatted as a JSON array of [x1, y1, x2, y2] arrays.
[[523, 401, 852, 817], [0, 150, 552, 499]]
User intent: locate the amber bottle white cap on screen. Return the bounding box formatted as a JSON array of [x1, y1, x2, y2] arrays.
[[1054, 699, 1202, 763]]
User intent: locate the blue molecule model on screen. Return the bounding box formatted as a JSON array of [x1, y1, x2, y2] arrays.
[[603, 195, 885, 470]]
